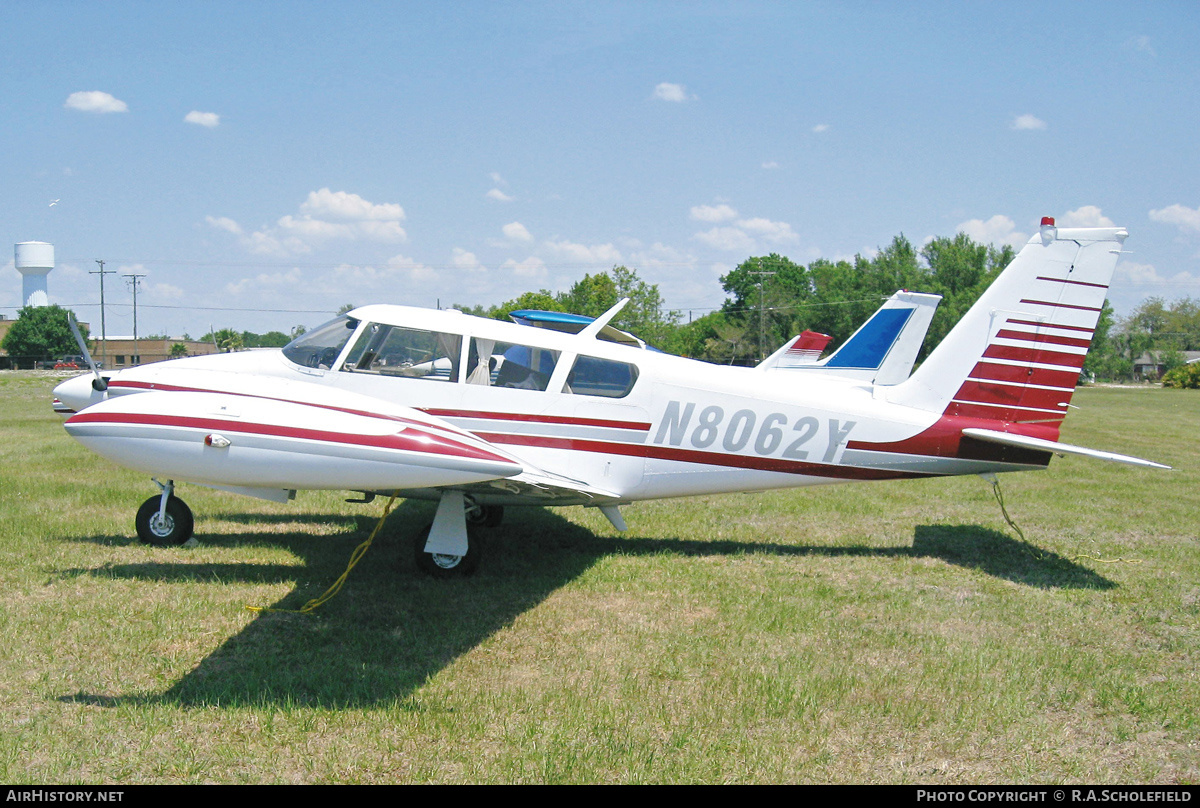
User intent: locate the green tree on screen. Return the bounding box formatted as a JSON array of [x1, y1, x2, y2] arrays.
[[169, 342, 189, 358], [1, 305, 87, 366]]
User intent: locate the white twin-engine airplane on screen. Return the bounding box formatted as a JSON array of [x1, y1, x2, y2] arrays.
[[53, 218, 1166, 576]]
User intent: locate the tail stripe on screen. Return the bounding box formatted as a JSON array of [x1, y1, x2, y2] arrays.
[[1006, 318, 1094, 335], [954, 381, 1072, 412], [995, 329, 1094, 349], [982, 344, 1086, 370], [947, 400, 1066, 423], [1035, 276, 1109, 290], [1018, 298, 1104, 314], [967, 361, 1080, 389]]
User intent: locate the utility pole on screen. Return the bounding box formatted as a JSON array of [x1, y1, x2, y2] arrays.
[[749, 258, 776, 361], [90, 260, 115, 368], [123, 271, 146, 365]]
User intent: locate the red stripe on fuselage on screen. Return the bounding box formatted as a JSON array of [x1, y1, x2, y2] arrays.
[[847, 416, 1057, 465], [420, 408, 651, 431], [474, 432, 933, 481], [105, 379, 466, 438], [66, 411, 514, 465]]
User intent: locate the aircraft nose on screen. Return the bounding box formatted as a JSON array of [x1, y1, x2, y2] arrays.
[[53, 373, 107, 414]]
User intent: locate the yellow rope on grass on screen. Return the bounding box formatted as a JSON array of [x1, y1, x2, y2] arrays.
[[247, 491, 401, 615], [983, 474, 1140, 565]]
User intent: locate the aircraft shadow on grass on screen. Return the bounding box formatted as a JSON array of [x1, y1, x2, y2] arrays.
[[60, 500, 1114, 709]]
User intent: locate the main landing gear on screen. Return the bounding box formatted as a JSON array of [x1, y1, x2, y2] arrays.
[[135, 479, 194, 546], [413, 492, 502, 578]]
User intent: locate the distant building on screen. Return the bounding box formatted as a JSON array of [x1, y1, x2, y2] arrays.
[[91, 337, 220, 369], [1131, 351, 1200, 380]]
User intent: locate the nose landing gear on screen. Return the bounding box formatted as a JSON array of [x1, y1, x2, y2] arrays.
[[134, 480, 194, 546]]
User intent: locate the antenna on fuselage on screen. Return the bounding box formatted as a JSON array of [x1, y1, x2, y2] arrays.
[[577, 298, 630, 341]]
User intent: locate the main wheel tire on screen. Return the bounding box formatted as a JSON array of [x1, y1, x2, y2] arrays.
[[412, 523, 483, 578], [135, 495, 194, 546]]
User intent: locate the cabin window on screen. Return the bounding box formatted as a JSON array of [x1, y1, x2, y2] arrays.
[[342, 324, 461, 382], [467, 338, 559, 391], [566, 355, 639, 398], [282, 315, 359, 369]]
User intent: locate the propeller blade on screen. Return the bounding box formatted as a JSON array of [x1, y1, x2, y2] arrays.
[[67, 312, 107, 391]]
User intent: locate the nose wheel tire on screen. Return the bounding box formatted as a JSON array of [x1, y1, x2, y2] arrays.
[[135, 495, 194, 546], [413, 523, 483, 578]]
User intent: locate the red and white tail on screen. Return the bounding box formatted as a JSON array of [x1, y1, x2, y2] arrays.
[[890, 218, 1126, 434]]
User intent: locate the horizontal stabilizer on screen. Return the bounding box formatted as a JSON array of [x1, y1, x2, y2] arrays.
[[962, 428, 1170, 469]]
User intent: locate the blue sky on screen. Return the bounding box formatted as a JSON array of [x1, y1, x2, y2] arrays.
[[2, 1, 1198, 339]]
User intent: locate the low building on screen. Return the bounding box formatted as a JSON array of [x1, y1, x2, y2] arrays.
[[91, 337, 220, 369], [1131, 350, 1200, 380]]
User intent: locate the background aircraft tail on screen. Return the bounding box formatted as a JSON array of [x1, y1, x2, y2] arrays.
[[759, 290, 941, 385], [887, 218, 1127, 435]]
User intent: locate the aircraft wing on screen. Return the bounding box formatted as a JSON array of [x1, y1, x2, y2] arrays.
[[393, 461, 623, 507], [961, 428, 1171, 469]]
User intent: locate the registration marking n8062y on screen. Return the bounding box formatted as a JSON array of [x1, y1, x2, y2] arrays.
[[652, 400, 856, 463]]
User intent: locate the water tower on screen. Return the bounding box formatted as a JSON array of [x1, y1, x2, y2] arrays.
[[15, 241, 54, 308]]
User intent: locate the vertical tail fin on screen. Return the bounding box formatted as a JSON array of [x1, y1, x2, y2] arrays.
[[889, 219, 1127, 431], [759, 290, 941, 385]]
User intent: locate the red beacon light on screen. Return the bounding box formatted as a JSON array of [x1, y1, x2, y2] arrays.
[[1040, 216, 1057, 245]]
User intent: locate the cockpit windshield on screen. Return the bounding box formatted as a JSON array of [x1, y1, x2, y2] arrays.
[[282, 315, 359, 369]]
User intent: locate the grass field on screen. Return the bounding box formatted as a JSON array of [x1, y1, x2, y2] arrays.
[[0, 371, 1196, 784]]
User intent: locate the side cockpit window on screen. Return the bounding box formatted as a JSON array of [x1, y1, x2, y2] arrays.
[[342, 324, 461, 382], [467, 338, 559, 391], [566, 355, 639, 398], [282, 316, 358, 369]]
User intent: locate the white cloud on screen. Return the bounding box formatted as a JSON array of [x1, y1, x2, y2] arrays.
[[212, 189, 409, 256], [694, 226, 757, 252], [502, 256, 547, 279], [487, 188, 515, 202], [1060, 206, 1115, 227], [276, 215, 356, 241], [65, 91, 128, 114], [1149, 204, 1200, 235], [502, 222, 533, 243], [300, 188, 404, 222], [690, 204, 738, 223], [691, 212, 799, 252], [955, 214, 1028, 248], [1114, 261, 1166, 285], [387, 254, 437, 283], [184, 111, 220, 128], [1011, 114, 1046, 131], [542, 239, 622, 264], [151, 283, 185, 300], [811, 124, 830, 133], [205, 215, 243, 235], [490, 172, 506, 186], [761, 161, 780, 170], [451, 248, 484, 272], [737, 217, 799, 244], [226, 267, 303, 297], [654, 82, 690, 102]]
